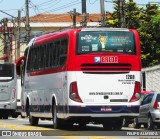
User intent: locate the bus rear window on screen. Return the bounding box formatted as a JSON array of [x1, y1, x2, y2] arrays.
[[0, 64, 14, 80], [77, 31, 136, 55]]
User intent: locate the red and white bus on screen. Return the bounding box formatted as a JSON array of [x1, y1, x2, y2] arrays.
[[16, 28, 141, 130]]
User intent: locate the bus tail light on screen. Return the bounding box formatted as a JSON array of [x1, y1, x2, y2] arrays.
[[69, 81, 83, 103], [153, 101, 159, 109], [129, 81, 141, 102]]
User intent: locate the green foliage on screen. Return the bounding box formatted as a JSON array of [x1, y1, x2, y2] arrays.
[[106, 1, 160, 67]]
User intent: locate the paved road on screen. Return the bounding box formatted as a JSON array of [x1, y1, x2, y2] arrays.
[[0, 117, 160, 139]]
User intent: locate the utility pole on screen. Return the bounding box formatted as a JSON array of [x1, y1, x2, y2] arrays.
[[25, 0, 30, 43], [100, 0, 106, 27], [81, 0, 87, 27], [3, 18, 10, 62], [16, 10, 21, 60], [118, 0, 125, 28], [73, 9, 76, 28], [68, 8, 81, 28]]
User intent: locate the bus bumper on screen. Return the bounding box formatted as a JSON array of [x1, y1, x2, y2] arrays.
[[65, 105, 139, 118]]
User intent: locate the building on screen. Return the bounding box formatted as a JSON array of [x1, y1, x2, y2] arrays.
[[142, 65, 160, 92], [0, 13, 102, 62]]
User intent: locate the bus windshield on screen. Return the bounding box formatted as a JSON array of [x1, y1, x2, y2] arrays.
[[77, 31, 136, 55], [0, 64, 14, 81]]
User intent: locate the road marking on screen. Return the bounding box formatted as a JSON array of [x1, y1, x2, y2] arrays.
[[58, 136, 83, 139], [89, 137, 118, 139], [58, 137, 119, 139], [0, 122, 53, 130], [0, 121, 85, 136]]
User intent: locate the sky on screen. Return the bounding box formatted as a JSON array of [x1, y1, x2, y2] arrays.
[[0, 0, 159, 20]]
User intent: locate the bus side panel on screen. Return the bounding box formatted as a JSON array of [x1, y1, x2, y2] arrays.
[[22, 71, 67, 118]]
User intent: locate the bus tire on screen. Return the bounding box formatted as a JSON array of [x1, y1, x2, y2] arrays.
[[113, 119, 123, 130], [12, 114, 18, 118], [122, 118, 129, 127], [21, 114, 25, 118], [26, 98, 30, 116], [26, 100, 39, 126], [133, 118, 140, 129], [3, 116, 8, 119], [52, 102, 62, 129], [79, 123, 86, 128], [103, 122, 112, 130], [29, 115, 39, 126]]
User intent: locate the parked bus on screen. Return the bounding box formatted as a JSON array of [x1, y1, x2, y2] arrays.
[[11, 77, 22, 118], [16, 28, 141, 130], [16, 77, 22, 114], [0, 62, 17, 119]]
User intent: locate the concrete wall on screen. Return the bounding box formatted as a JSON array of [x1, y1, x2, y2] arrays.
[[142, 65, 160, 91]]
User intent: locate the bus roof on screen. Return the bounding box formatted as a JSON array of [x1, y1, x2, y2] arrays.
[[33, 27, 133, 46]]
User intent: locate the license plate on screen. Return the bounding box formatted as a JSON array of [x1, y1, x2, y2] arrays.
[[100, 107, 112, 112]]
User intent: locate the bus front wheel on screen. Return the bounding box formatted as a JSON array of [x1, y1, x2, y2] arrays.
[[29, 115, 39, 126], [27, 102, 39, 126]]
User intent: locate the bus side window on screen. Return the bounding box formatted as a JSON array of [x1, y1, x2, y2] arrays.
[[55, 41, 60, 66], [59, 39, 68, 66], [37, 46, 41, 70], [36, 46, 39, 70], [49, 42, 53, 67], [54, 41, 59, 66], [52, 42, 56, 67], [40, 45, 44, 69], [33, 47, 37, 71], [34, 47, 38, 70], [43, 44, 47, 69], [27, 48, 32, 72], [46, 43, 50, 68], [30, 48, 33, 71]]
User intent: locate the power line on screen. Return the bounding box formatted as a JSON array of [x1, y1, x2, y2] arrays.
[[36, 0, 59, 7], [89, 0, 98, 5], [42, 1, 81, 14], [0, 10, 17, 19], [35, 0, 62, 10], [29, 1, 48, 32], [34, 0, 62, 11]]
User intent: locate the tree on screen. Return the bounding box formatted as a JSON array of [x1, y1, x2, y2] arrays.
[[107, 1, 160, 67], [138, 4, 160, 67]]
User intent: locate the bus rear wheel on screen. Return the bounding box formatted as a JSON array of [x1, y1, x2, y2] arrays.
[[103, 119, 123, 131], [112, 119, 123, 130], [133, 118, 140, 129], [52, 103, 62, 129], [103, 123, 112, 130], [3, 116, 8, 119]]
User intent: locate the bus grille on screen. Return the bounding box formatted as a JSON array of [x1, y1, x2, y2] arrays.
[[81, 63, 131, 74]]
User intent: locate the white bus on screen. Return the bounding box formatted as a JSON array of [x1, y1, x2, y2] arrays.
[[0, 62, 17, 119], [16, 28, 141, 130]]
